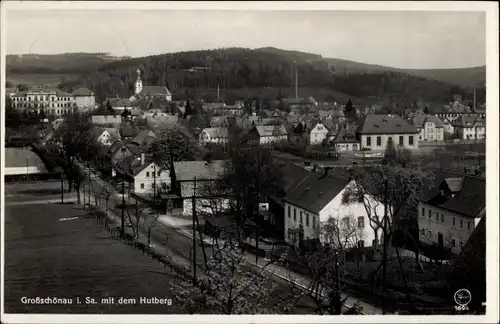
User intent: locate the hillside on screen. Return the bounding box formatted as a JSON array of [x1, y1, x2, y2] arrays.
[[55, 47, 479, 105], [6, 53, 130, 75]]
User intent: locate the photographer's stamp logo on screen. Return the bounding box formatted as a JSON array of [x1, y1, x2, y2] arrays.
[[454, 289, 471, 312]]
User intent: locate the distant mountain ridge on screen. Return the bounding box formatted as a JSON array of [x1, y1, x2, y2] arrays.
[[254, 47, 486, 88]]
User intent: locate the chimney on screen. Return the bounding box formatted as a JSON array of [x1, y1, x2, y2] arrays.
[[141, 152, 145, 166]]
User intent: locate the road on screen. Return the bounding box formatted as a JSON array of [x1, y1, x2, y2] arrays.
[[76, 160, 384, 314]]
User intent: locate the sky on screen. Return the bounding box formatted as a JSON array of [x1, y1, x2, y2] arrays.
[[5, 8, 486, 69]]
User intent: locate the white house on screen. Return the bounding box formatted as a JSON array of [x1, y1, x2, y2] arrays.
[[452, 115, 486, 140], [418, 170, 485, 254], [283, 170, 386, 248], [92, 127, 120, 147], [356, 114, 419, 151], [330, 124, 360, 152], [308, 121, 330, 145], [199, 127, 229, 145], [411, 115, 444, 142], [245, 125, 288, 145], [441, 117, 455, 136]]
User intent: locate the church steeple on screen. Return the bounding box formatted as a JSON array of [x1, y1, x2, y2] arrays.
[[134, 68, 143, 95]]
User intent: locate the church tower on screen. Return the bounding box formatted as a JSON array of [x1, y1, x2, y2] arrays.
[[134, 68, 143, 95]]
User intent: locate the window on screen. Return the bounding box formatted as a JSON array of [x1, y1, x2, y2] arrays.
[[306, 214, 309, 226], [421, 207, 425, 217], [140, 183, 144, 189], [146, 172, 150, 177], [366, 137, 371, 146], [460, 219, 463, 229], [399, 136, 404, 146], [300, 211, 303, 224], [376, 136, 381, 146], [293, 208, 296, 221], [358, 240, 365, 248], [459, 241, 464, 249], [435, 211, 439, 221], [421, 229, 425, 235], [428, 209, 431, 219], [441, 213, 444, 223], [288, 205, 291, 219], [467, 221, 471, 231], [358, 216, 365, 228], [409, 136, 414, 145], [452, 217, 456, 227], [452, 239, 456, 247], [157, 171, 161, 176], [428, 230, 432, 240], [312, 216, 316, 228]]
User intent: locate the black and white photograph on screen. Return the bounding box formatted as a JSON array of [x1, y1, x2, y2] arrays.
[[1, 1, 499, 323]]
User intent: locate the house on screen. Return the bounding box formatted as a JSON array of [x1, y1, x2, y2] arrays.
[[244, 125, 288, 146], [131, 129, 157, 147], [120, 126, 145, 140], [105, 97, 136, 112], [71, 87, 96, 111], [172, 160, 229, 216], [10, 87, 77, 115], [91, 115, 122, 126], [452, 115, 486, 140], [130, 69, 172, 101], [146, 114, 179, 130], [199, 127, 229, 146], [210, 116, 229, 128], [441, 117, 455, 136], [418, 170, 485, 254], [308, 120, 330, 145], [91, 127, 120, 147], [411, 114, 444, 142], [108, 140, 143, 163], [356, 114, 419, 151], [331, 124, 360, 152], [267, 162, 312, 240], [283, 169, 385, 248], [114, 153, 170, 194]]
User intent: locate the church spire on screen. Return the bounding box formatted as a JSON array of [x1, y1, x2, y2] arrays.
[[134, 68, 143, 95]]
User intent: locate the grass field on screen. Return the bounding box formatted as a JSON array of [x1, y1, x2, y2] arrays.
[[4, 201, 186, 314]]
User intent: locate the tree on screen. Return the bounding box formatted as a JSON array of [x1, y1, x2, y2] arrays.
[[170, 243, 277, 314], [341, 164, 434, 312], [184, 100, 193, 118], [423, 106, 429, 114], [48, 113, 99, 198], [383, 138, 397, 165], [148, 126, 202, 193], [343, 98, 356, 121]]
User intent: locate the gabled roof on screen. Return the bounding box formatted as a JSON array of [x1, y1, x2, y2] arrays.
[[422, 172, 485, 218], [173, 160, 227, 181], [452, 115, 485, 128], [254, 125, 288, 137], [284, 173, 351, 214], [357, 114, 418, 135], [201, 127, 229, 138], [140, 86, 172, 97], [120, 125, 145, 138], [115, 155, 156, 177], [411, 114, 444, 128], [131, 129, 157, 146], [71, 88, 94, 96], [109, 140, 143, 157], [332, 125, 359, 144]]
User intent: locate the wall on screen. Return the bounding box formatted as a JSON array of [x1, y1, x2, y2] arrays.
[[4, 166, 46, 175], [75, 95, 96, 110], [259, 135, 288, 145], [133, 163, 171, 194], [334, 142, 360, 152], [418, 201, 477, 253], [418, 122, 444, 141], [309, 123, 329, 144], [360, 133, 419, 151], [284, 183, 386, 248]]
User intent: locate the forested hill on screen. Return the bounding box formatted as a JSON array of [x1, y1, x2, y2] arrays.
[[6, 53, 131, 74], [60, 47, 482, 104]]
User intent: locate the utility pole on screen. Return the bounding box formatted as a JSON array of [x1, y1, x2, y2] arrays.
[[335, 248, 340, 313], [192, 177, 197, 286], [255, 171, 260, 264], [382, 179, 389, 315], [295, 69, 298, 99], [88, 163, 91, 208], [83, 183, 86, 209], [60, 170, 64, 204], [121, 180, 125, 236], [153, 164, 157, 205]]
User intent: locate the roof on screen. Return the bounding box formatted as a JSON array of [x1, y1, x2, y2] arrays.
[[284, 173, 351, 214], [280, 162, 312, 195], [332, 125, 359, 144], [255, 125, 288, 137], [71, 88, 94, 96], [109, 140, 143, 157], [120, 126, 145, 138], [411, 114, 444, 128], [136, 96, 171, 111], [139, 86, 172, 97], [106, 97, 135, 108], [210, 116, 228, 127], [5, 148, 46, 168], [201, 127, 229, 138], [131, 129, 157, 146], [173, 160, 228, 181], [91, 115, 122, 125], [115, 155, 156, 177], [452, 115, 485, 128], [422, 173, 485, 218], [357, 114, 418, 135]]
